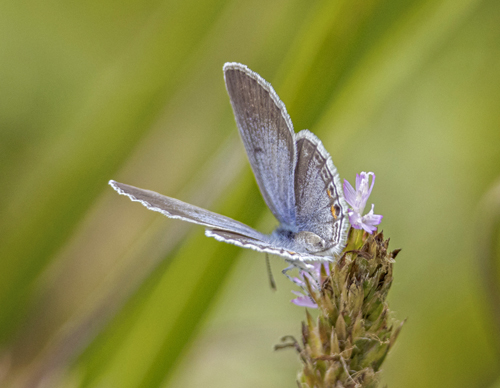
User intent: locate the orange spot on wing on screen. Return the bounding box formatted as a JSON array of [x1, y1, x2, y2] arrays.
[[327, 189, 337, 219], [331, 205, 337, 219]]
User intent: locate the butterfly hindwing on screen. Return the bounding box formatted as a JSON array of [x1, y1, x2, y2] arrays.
[[206, 229, 326, 262], [293, 130, 349, 256]]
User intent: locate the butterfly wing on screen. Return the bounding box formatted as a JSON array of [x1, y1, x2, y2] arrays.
[[293, 130, 350, 257], [110, 180, 326, 262], [223, 62, 296, 226], [109, 180, 266, 241], [206, 229, 324, 263]]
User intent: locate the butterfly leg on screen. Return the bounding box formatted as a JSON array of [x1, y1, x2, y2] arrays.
[[281, 264, 296, 283], [265, 253, 277, 291]]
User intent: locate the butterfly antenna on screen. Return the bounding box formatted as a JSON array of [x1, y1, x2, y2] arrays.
[[265, 253, 277, 291]]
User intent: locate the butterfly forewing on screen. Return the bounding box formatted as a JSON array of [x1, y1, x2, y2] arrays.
[[223, 63, 296, 226], [294, 130, 349, 255], [110, 180, 266, 241]]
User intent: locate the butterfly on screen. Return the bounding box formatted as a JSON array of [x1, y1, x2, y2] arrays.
[[110, 62, 349, 267]]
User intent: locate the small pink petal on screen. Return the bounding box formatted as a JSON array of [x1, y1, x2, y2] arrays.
[[343, 179, 357, 207], [291, 295, 318, 308]]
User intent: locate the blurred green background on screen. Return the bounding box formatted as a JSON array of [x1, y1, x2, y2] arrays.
[[1, 0, 500, 386]]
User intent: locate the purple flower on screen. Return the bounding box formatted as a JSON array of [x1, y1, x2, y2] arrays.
[[343, 172, 383, 234], [291, 263, 329, 308]]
